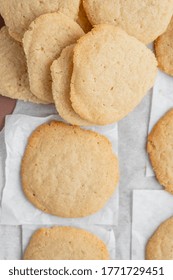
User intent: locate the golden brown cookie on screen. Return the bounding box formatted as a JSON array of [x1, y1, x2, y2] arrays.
[[146, 217, 173, 260], [23, 12, 84, 103], [83, 0, 173, 44], [0, 27, 46, 104], [51, 45, 93, 125], [147, 109, 173, 194], [21, 121, 119, 218], [23, 226, 110, 260], [155, 17, 173, 76], [70, 24, 157, 125], [0, 0, 81, 42]]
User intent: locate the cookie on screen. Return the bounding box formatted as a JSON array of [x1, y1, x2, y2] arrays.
[[83, 0, 173, 44], [23, 12, 84, 103], [70, 24, 157, 125], [0, 27, 46, 104], [146, 217, 173, 260], [51, 45, 93, 126], [155, 17, 173, 76], [21, 121, 119, 218], [0, 0, 81, 42], [23, 226, 109, 260], [77, 1, 92, 33], [147, 109, 173, 194]]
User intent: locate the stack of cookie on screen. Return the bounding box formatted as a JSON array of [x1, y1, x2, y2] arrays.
[[1, 0, 173, 260], [0, 0, 163, 126]]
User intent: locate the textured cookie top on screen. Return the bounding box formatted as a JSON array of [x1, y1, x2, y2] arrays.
[[23, 12, 84, 103], [83, 0, 173, 44], [70, 24, 157, 125], [51, 45, 93, 126], [147, 109, 173, 194], [155, 17, 173, 76], [23, 226, 110, 260], [21, 121, 119, 218], [146, 217, 173, 260], [0, 0, 81, 42], [0, 27, 46, 104]]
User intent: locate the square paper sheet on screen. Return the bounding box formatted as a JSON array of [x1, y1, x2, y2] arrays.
[[22, 225, 116, 260], [0, 114, 118, 226], [132, 190, 173, 260], [146, 70, 173, 176]]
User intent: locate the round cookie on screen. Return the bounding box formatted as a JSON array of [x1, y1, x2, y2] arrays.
[[21, 121, 119, 218], [70, 24, 157, 125], [0, 27, 46, 104], [0, 0, 81, 42], [147, 109, 173, 194], [77, 1, 92, 33], [83, 0, 173, 44], [51, 45, 93, 126], [146, 217, 173, 260], [155, 17, 173, 76], [23, 12, 84, 103], [23, 226, 109, 260]]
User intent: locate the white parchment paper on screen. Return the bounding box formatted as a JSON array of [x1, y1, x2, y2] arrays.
[[132, 190, 173, 260], [13, 100, 57, 117], [22, 225, 116, 260], [0, 129, 6, 206], [146, 70, 173, 176], [0, 114, 118, 226]]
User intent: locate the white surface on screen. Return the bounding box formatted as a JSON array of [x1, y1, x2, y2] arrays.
[[146, 70, 173, 177], [132, 190, 173, 260], [22, 225, 116, 260], [13, 100, 57, 117], [0, 129, 6, 205], [0, 225, 22, 260], [0, 114, 118, 226]]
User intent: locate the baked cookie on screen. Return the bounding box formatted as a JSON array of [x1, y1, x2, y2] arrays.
[[23, 12, 84, 103], [0, 27, 46, 104], [21, 121, 119, 218], [77, 0, 92, 33], [51, 45, 93, 126], [0, 0, 81, 42], [155, 17, 173, 76], [23, 226, 109, 260], [146, 217, 173, 260], [147, 109, 173, 194], [70, 24, 157, 125], [83, 0, 173, 44]]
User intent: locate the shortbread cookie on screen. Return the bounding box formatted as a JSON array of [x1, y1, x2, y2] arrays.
[[23, 226, 109, 260], [77, 1, 92, 33], [21, 121, 119, 218], [155, 17, 173, 76], [51, 45, 93, 125], [70, 25, 157, 125], [146, 217, 173, 260], [83, 0, 173, 44], [0, 27, 46, 104], [0, 0, 81, 42], [147, 109, 173, 194], [23, 13, 84, 103]]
